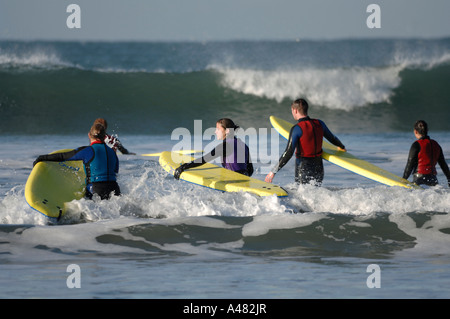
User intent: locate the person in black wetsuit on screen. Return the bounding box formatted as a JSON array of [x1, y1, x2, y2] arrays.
[[33, 123, 121, 200], [265, 98, 346, 186], [403, 120, 450, 187], [174, 118, 254, 179]]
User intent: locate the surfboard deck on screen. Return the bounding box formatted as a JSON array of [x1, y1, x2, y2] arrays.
[[270, 116, 419, 189], [25, 149, 86, 220], [159, 151, 288, 197]]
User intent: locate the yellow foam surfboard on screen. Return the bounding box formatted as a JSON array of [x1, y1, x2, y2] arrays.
[[25, 149, 86, 220], [270, 116, 419, 189], [159, 151, 288, 197]]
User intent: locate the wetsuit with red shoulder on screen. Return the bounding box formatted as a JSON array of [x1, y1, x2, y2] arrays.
[[271, 116, 345, 185], [403, 136, 450, 186], [296, 118, 324, 157]]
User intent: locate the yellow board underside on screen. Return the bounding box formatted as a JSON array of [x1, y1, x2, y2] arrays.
[[25, 149, 85, 219], [159, 151, 288, 197], [270, 116, 419, 189]]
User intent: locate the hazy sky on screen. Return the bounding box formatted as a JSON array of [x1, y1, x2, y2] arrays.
[[1, 0, 449, 41]]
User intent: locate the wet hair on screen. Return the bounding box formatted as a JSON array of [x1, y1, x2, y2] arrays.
[[90, 123, 106, 141], [94, 118, 108, 130], [291, 98, 309, 115], [414, 120, 428, 136], [216, 118, 239, 131]]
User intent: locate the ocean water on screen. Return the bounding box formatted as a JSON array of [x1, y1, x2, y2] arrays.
[[1, 39, 450, 301]]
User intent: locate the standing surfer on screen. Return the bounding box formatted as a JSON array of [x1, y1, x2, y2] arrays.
[[265, 98, 346, 186], [403, 120, 450, 187]]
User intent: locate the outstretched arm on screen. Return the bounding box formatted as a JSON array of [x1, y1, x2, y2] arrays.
[[265, 125, 298, 183], [320, 120, 345, 151], [174, 146, 220, 180], [33, 147, 88, 166]]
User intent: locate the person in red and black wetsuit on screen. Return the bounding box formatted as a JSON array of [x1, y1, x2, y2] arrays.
[[265, 98, 346, 186], [403, 120, 450, 187]]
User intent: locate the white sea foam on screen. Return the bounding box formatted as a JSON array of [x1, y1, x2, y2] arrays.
[[211, 45, 450, 110], [215, 65, 403, 110], [2, 133, 450, 226], [242, 213, 325, 237], [0, 50, 73, 70], [392, 45, 450, 70], [390, 211, 450, 256], [287, 184, 450, 215]]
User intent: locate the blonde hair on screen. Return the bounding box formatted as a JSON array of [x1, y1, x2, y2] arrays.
[[89, 123, 106, 141], [93, 118, 108, 130]]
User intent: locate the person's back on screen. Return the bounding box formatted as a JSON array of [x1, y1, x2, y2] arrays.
[[33, 123, 121, 200], [85, 124, 120, 199], [89, 142, 119, 183], [403, 120, 450, 187], [416, 138, 440, 175], [265, 98, 345, 185]]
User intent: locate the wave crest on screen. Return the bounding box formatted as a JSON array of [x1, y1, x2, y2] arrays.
[[215, 65, 403, 110], [0, 49, 73, 70]]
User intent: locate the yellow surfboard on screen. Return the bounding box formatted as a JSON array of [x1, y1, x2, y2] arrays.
[[25, 149, 86, 220], [159, 151, 288, 197], [270, 116, 419, 189]]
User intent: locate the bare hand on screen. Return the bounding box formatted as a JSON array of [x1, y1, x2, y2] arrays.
[[265, 172, 275, 183]]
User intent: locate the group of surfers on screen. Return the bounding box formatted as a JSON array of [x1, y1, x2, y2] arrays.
[[33, 98, 450, 200]]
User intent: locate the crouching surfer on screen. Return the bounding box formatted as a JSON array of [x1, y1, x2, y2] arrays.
[[174, 118, 254, 179], [33, 123, 121, 200]]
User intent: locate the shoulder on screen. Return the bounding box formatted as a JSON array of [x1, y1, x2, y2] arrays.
[[235, 137, 250, 150], [290, 124, 302, 138], [74, 145, 92, 154], [233, 136, 247, 144], [107, 144, 119, 157], [410, 140, 421, 151], [291, 123, 302, 132], [430, 138, 441, 146], [315, 119, 327, 128]]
